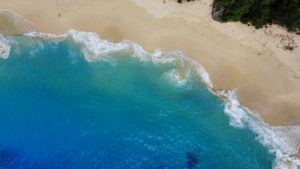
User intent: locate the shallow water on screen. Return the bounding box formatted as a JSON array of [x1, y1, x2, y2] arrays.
[[0, 37, 275, 169]]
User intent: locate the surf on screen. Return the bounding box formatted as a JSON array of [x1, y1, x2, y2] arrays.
[[0, 30, 299, 169]]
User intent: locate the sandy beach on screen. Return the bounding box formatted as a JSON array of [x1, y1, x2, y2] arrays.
[[1, 0, 300, 154]]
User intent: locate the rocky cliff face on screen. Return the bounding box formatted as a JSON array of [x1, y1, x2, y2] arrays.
[[212, 2, 225, 21], [176, 0, 195, 4]]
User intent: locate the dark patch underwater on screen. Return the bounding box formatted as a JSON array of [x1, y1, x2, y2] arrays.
[[0, 37, 275, 169]]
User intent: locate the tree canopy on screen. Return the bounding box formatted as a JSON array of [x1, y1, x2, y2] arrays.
[[176, 0, 300, 32], [213, 0, 300, 32]]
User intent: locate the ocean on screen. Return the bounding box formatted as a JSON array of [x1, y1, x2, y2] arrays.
[[0, 31, 298, 169]]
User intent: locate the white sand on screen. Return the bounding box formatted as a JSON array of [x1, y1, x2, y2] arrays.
[[0, 0, 300, 154]]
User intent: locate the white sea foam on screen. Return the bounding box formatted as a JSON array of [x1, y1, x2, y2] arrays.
[[24, 30, 300, 168], [165, 69, 191, 86], [216, 89, 300, 169], [0, 33, 11, 59], [25, 30, 211, 86], [191, 60, 213, 88]]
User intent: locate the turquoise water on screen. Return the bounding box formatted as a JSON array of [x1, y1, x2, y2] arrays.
[[0, 36, 275, 169]]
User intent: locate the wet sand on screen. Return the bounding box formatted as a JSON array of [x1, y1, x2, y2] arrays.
[[0, 0, 300, 153]]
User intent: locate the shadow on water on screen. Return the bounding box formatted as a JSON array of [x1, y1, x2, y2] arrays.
[[0, 148, 17, 168], [0, 148, 45, 169], [186, 152, 199, 169], [0, 37, 276, 169]]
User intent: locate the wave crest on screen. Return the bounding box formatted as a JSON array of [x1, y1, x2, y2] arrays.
[[24, 30, 300, 168], [25, 30, 213, 87], [216, 89, 300, 169], [0, 33, 11, 59]]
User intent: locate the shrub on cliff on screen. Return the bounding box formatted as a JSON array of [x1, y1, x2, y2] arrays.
[[212, 0, 300, 32]]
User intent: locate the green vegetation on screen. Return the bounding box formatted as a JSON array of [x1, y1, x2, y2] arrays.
[[212, 0, 300, 32], [176, 0, 299, 32]]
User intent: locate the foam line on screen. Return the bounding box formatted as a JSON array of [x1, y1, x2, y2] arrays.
[[0, 33, 10, 59], [23, 30, 300, 168]]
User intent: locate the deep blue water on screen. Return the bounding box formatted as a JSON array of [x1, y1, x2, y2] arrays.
[[0, 37, 274, 169]]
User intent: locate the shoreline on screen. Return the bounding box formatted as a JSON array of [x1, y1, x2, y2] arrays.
[[1, 0, 300, 160], [1, 0, 299, 124], [2, 31, 299, 168], [2, 29, 300, 168]]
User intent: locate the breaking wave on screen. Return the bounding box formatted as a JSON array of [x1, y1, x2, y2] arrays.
[[0, 33, 10, 59], [2, 30, 299, 168]]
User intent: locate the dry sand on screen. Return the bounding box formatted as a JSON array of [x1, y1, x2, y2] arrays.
[[0, 0, 300, 148]]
